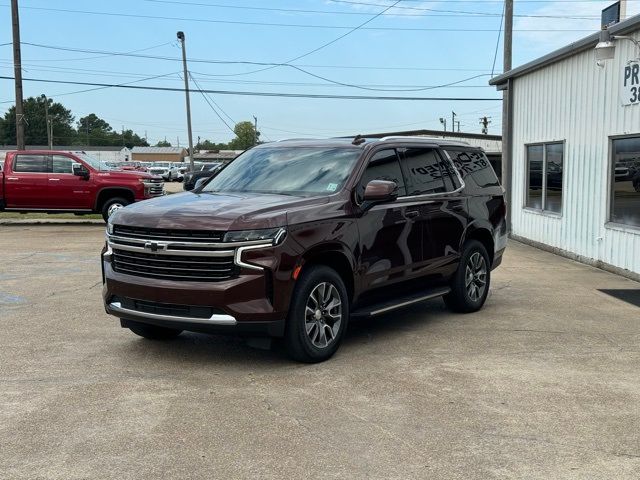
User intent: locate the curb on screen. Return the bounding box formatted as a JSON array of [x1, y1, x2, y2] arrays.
[[0, 219, 105, 226]]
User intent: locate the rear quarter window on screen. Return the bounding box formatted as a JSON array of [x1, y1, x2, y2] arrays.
[[445, 149, 500, 194]]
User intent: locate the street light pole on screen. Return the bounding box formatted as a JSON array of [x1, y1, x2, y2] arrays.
[[177, 31, 195, 172], [11, 0, 25, 150], [502, 0, 513, 232], [253, 115, 258, 146]]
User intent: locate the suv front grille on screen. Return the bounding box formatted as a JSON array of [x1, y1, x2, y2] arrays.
[[113, 225, 224, 242], [112, 249, 238, 282]]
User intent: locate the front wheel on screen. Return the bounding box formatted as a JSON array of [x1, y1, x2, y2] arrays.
[[284, 265, 349, 363], [443, 240, 491, 313], [101, 197, 130, 222]]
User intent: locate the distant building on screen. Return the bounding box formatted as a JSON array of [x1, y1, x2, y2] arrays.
[[0, 145, 132, 162], [193, 150, 244, 163], [131, 146, 187, 163]]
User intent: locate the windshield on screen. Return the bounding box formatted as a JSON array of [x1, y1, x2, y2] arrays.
[[201, 147, 360, 196]]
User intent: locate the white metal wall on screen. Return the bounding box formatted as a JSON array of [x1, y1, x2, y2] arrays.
[[511, 30, 640, 275]]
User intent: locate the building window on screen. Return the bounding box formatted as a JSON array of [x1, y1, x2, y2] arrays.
[[525, 142, 563, 214], [610, 136, 640, 228]]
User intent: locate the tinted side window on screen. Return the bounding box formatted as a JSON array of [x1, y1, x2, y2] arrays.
[[13, 155, 49, 173], [359, 149, 406, 199], [446, 149, 500, 194], [52, 155, 78, 174], [402, 148, 446, 195]]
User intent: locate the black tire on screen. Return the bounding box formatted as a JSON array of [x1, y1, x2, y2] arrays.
[[443, 240, 491, 313], [125, 320, 183, 340], [284, 265, 349, 363], [101, 197, 130, 222]]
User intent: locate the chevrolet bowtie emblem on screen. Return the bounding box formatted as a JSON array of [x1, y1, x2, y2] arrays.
[[144, 241, 160, 252]]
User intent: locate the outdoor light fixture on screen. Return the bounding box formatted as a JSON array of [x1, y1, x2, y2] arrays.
[[595, 29, 616, 61], [595, 28, 640, 64]]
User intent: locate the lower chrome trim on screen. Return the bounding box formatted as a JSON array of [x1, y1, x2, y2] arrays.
[[369, 288, 451, 316], [108, 301, 237, 325]]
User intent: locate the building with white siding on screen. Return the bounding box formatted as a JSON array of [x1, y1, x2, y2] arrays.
[[490, 14, 640, 280]]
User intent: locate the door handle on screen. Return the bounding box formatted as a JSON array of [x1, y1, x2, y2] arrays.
[[405, 210, 419, 218], [7, 177, 18, 180], [48, 178, 61, 182]]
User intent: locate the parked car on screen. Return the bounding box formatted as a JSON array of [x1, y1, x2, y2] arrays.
[[119, 161, 149, 173], [614, 165, 630, 181], [182, 162, 223, 191], [147, 162, 172, 181], [0, 150, 165, 221], [102, 137, 507, 362], [168, 163, 188, 182]]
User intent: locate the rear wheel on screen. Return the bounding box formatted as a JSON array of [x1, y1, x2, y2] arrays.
[[101, 197, 130, 222], [443, 240, 491, 313], [125, 320, 183, 340], [284, 265, 349, 363]]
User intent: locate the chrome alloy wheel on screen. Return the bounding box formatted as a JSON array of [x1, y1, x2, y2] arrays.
[[465, 252, 487, 302], [304, 282, 342, 349], [107, 202, 124, 218]]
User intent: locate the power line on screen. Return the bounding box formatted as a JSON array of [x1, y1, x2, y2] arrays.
[[17, 42, 494, 93], [326, 0, 599, 18], [188, 72, 236, 134], [19, 42, 494, 72], [0, 75, 501, 101], [0, 5, 597, 32], [491, 2, 505, 77]]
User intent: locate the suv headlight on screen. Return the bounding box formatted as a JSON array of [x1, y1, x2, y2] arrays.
[[224, 227, 286, 245]]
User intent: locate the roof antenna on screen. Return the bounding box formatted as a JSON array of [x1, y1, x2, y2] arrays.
[[352, 134, 366, 146]]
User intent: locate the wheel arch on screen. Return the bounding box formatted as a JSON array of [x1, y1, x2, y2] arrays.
[[95, 187, 136, 211], [462, 222, 495, 265], [299, 244, 356, 303]]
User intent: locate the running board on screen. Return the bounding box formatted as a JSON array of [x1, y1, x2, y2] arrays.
[[351, 287, 451, 318]]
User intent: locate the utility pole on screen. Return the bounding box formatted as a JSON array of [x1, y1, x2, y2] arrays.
[[253, 115, 258, 147], [86, 118, 90, 146], [177, 31, 195, 172], [41, 95, 52, 149], [439, 117, 447, 132], [451, 112, 457, 133], [456, 121, 460, 133], [502, 0, 513, 232], [122, 125, 125, 147], [11, 0, 25, 150]]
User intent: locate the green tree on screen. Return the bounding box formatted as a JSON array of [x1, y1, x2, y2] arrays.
[[156, 139, 172, 147], [121, 129, 149, 149], [1, 96, 76, 146], [228, 121, 259, 150], [196, 139, 228, 150], [76, 113, 114, 146]]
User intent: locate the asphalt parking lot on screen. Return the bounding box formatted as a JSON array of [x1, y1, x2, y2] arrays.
[[1, 225, 639, 479]]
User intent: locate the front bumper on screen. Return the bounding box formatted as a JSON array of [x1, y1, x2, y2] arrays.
[[101, 232, 298, 337]]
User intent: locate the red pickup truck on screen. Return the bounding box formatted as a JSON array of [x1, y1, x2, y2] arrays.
[[0, 150, 165, 221]]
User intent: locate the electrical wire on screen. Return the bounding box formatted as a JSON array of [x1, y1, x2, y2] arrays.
[[491, 1, 506, 77], [188, 72, 236, 134], [0, 75, 501, 102], [0, 5, 596, 32]]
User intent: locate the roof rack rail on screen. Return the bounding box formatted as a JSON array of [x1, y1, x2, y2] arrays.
[[378, 135, 471, 146], [352, 135, 366, 146]]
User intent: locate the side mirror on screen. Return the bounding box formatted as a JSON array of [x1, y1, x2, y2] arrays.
[[72, 163, 89, 179], [362, 180, 398, 204], [194, 177, 209, 190]]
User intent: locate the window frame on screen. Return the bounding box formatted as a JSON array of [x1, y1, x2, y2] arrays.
[[12, 154, 51, 174], [398, 147, 465, 199], [355, 147, 407, 204], [523, 140, 565, 216], [606, 133, 640, 232]]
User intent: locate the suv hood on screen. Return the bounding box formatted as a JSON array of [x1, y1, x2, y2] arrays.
[[112, 191, 329, 230], [96, 170, 159, 180]]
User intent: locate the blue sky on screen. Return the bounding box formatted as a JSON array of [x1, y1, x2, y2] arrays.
[[1, 0, 638, 145]]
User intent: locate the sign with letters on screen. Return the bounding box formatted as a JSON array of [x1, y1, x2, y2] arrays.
[[622, 62, 640, 106]]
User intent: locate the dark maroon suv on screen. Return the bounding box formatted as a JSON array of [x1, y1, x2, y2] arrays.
[[102, 137, 507, 362]]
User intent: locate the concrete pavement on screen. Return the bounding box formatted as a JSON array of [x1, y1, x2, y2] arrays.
[[0, 226, 638, 479]]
